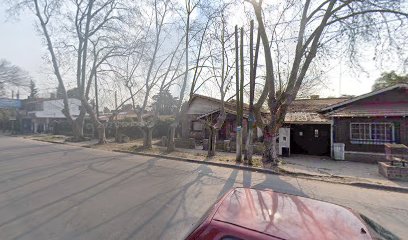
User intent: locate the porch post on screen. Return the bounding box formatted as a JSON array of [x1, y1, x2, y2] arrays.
[[330, 119, 334, 159]]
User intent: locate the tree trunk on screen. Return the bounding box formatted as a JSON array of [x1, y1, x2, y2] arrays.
[[262, 130, 278, 166], [97, 124, 107, 144], [72, 117, 84, 141], [143, 126, 153, 149], [245, 127, 254, 165], [208, 127, 217, 157], [115, 122, 120, 142], [236, 127, 242, 162], [167, 124, 176, 151]]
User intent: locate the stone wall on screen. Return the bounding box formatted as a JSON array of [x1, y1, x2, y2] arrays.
[[345, 151, 386, 163], [378, 162, 408, 180]]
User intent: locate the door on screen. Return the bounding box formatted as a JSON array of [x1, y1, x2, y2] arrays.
[[279, 128, 291, 155], [290, 124, 331, 156]]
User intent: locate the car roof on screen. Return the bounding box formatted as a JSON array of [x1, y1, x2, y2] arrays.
[[212, 188, 372, 240]]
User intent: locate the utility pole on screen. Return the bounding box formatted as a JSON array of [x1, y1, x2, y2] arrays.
[[235, 25, 241, 162], [114, 90, 118, 119], [245, 20, 255, 164], [237, 27, 244, 162], [114, 90, 119, 142], [94, 72, 99, 118]]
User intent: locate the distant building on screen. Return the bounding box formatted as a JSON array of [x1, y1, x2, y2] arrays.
[[21, 98, 82, 133]]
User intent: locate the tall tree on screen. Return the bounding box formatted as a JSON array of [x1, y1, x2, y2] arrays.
[[372, 71, 408, 90], [10, 0, 127, 143], [0, 59, 30, 94], [29, 80, 39, 99], [167, 0, 200, 151], [244, 19, 260, 165], [245, 0, 408, 165], [109, 0, 184, 148], [203, 9, 234, 157], [152, 90, 178, 115]]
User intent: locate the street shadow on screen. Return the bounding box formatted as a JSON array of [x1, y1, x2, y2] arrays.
[[252, 173, 308, 198], [0, 156, 123, 200], [243, 170, 252, 188], [64, 163, 218, 240], [217, 168, 239, 199], [0, 157, 161, 240]]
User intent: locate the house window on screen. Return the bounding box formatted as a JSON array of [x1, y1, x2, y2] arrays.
[[192, 121, 203, 131], [350, 123, 394, 144]]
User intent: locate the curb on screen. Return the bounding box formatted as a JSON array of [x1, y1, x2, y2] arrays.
[[113, 150, 280, 175], [348, 182, 408, 193], [113, 149, 408, 194], [30, 139, 66, 145]]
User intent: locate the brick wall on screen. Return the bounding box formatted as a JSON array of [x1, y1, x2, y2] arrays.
[[334, 117, 408, 153], [345, 151, 386, 163]]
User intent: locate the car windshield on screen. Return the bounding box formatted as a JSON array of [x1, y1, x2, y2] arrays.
[[0, 0, 407, 239]]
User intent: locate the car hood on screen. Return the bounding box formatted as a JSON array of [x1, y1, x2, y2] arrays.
[[212, 188, 372, 240]]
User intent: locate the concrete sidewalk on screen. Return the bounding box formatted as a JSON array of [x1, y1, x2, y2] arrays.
[[279, 155, 408, 190]]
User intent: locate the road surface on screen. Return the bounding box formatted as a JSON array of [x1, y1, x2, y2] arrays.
[[0, 135, 407, 239]]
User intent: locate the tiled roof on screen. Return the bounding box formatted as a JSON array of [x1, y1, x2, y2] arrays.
[[190, 94, 351, 123], [320, 84, 408, 112], [327, 103, 408, 117], [288, 98, 350, 112], [284, 112, 331, 124]]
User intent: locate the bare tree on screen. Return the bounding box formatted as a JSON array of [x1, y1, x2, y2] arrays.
[[245, 0, 408, 165], [0, 59, 31, 96], [167, 0, 200, 151], [202, 11, 234, 157], [108, 0, 184, 148], [9, 0, 127, 143]]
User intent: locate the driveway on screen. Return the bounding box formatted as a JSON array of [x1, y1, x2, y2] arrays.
[[0, 135, 407, 239]]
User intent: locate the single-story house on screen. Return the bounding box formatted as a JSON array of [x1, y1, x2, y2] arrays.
[[183, 84, 408, 163], [320, 84, 408, 163], [182, 94, 349, 156], [283, 97, 350, 156], [181, 94, 266, 141], [21, 98, 82, 133]]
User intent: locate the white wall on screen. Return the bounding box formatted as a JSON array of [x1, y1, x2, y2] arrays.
[[29, 98, 82, 119], [186, 98, 220, 115]]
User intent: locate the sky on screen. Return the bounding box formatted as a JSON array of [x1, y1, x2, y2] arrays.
[[0, 3, 404, 100]]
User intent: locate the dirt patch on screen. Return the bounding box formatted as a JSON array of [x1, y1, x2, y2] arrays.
[[25, 134, 67, 143]]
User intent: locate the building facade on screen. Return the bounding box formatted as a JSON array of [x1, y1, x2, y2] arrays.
[[22, 98, 82, 133], [321, 84, 408, 163], [183, 85, 408, 163]]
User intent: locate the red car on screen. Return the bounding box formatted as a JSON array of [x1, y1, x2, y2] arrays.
[[186, 188, 376, 240]]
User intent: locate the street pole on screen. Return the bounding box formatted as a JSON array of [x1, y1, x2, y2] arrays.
[[94, 72, 99, 118], [235, 25, 241, 163]]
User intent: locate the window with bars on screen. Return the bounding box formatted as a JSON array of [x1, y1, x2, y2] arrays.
[[191, 121, 203, 131], [350, 123, 394, 144]]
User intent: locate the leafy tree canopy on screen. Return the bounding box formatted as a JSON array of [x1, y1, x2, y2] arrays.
[[29, 80, 39, 99], [372, 71, 408, 91]]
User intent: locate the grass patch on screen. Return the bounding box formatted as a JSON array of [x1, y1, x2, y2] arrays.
[[32, 134, 67, 142]]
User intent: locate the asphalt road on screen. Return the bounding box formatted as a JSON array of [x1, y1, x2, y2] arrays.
[[0, 135, 407, 240]]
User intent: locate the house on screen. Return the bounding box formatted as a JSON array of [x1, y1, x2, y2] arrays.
[[283, 97, 350, 156], [181, 94, 264, 141], [183, 85, 408, 163], [320, 84, 408, 163], [21, 98, 82, 133], [182, 94, 348, 155]]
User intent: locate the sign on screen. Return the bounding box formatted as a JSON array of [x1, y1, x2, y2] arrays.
[[0, 99, 22, 109], [248, 114, 255, 123]]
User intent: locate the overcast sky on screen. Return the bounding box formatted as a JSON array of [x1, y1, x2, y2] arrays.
[[0, 3, 403, 100]]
